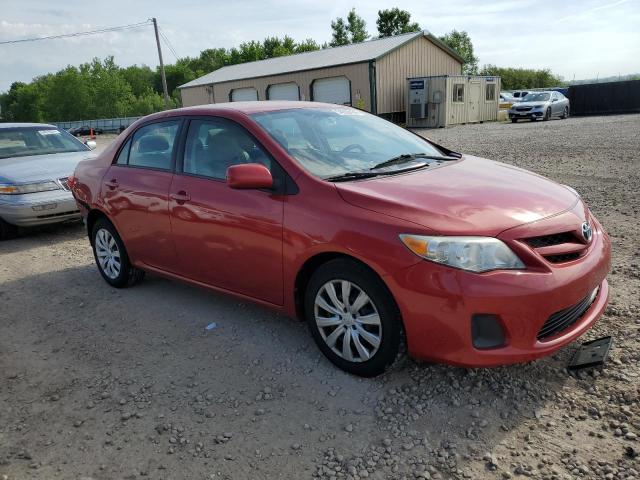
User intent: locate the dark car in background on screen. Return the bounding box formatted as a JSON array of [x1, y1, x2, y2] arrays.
[[69, 126, 104, 136]]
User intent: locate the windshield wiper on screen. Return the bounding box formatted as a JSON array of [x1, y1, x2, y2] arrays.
[[370, 153, 459, 170], [324, 171, 381, 182]]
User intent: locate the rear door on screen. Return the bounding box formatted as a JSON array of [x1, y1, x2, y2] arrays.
[[102, 119, 182, 271], [168, 116, 284, 305]]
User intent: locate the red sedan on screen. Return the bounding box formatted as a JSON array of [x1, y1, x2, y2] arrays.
[[70, 102, 610, 376]]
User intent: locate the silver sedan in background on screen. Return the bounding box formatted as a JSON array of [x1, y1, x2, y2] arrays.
[[0, 123, 96, 239], [508, 91, 570, 122]]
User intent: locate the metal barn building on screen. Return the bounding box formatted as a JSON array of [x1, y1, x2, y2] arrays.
[[178, 30, 464, 121], [406, 75, 501, 128]]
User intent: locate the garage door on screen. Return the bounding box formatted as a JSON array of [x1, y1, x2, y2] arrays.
[[231, 87, 258, 102], [267, 83, 299, 101], [312, 76, 351, 105]]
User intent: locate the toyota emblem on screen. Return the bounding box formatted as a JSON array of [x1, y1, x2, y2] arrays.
[[581, 222, 593, 242]]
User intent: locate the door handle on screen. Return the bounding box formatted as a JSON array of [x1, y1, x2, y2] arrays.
[[170, 191, 191, 204], [104, 179, 119, 189]]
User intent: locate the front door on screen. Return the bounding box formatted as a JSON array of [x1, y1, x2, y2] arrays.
[[169, 117, 284, 305], [468, 82, 481, 122], [102, 119, 182, 271]]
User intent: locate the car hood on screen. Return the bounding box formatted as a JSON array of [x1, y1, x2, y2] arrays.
[[0, 150, 94, 184], [335, 156, 579, 236], [512, 101, 549, 108]]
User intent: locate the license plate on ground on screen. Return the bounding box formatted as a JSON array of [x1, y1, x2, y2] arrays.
[[568, 336, 612, 371]]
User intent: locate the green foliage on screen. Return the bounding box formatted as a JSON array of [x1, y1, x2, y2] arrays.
[[480, 65, 564, 90], [439, 30, 478, 75], [376, 8, 420, 37], [330, 17, 350, 47], [347, 9, 369, 43], [0, 35, 321, 123], [331, 9, 369, 46]]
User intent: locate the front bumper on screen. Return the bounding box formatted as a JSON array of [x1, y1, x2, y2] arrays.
[[385, 216, 611, 367], [0, 189, 80, 227], [509, 109, 545, 120]]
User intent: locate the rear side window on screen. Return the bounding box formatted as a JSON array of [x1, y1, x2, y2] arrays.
[[128, 121, 180, 170], [115, 139, 131, 165]]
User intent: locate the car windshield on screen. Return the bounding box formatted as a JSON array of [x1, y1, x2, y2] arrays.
[[522, 93, 551, 102], [0, 127, 88, 160], [251, 107, 447, 179]]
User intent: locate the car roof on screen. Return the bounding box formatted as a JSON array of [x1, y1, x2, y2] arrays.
[[0, 122, 57, 129], [141, 101, 354, 123]]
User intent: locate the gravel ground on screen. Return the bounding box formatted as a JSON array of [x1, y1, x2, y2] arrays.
[[1, 115, 639, 480]]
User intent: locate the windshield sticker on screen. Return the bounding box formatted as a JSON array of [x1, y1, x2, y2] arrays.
[[38, 130, 61, 136]]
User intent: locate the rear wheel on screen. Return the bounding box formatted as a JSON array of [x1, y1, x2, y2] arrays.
[[0, 217, 18, 240], [561, 106, 569, 119], [305, 259, 402, 377], [91, 218, 144, 288]]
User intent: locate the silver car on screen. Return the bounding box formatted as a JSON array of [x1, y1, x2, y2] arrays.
[[508, 91, 570, 122], [0, 123, 96, 239]]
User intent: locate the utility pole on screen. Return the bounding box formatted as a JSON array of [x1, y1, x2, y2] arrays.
[[152, 17, 171, 109]]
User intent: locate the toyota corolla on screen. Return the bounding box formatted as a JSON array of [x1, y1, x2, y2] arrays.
[[70, 102, 610, 377]]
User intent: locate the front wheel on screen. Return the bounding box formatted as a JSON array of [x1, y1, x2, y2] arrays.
[[543, 107, 551, 121], [305, 259, 402, 377], [511, 118, 517, 123], [91, 218, 144, 288]]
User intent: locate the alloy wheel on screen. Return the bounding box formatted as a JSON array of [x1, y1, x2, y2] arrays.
[[314, 280, 382, 363], [95, 228, 121, 279]]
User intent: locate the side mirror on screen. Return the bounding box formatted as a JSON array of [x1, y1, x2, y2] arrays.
[[85, 140, 97, 150], [226, 163, 273, 190], [552, 98, 558, 102]]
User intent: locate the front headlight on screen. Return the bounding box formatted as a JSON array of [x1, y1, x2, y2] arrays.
[[0, 181, 61, 195], [399, 234, 525, 273]]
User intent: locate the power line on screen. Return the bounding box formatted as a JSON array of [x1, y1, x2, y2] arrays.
[[0, 21, 152, 45], [159, 28, 179, 60]]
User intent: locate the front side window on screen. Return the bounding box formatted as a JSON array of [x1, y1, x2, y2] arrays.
[[486, 83, 496, 101], [453, 84, 464, 102], [128, 121, 180, 170], [252, 107, 447, 179], [0, 127, 88, 160], [183, 118, 271, 180]]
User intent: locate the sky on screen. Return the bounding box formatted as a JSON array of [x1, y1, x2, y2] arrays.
[[1, 0, 639, 91]]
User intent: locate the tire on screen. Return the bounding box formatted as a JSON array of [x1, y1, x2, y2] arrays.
[[544, 108, 551, 121], [91, 217, 144, 288], [0, 217, 18, 240], [561, 106, 569, 119], [304, 258, 402, 377], [511, 118, 517, 123]]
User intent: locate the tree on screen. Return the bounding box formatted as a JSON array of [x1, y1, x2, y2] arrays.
[[439, 30, 479, 75], [347, 9, 369, 43], [330, 17, 350, 46], [295, 38, 321, 53], [330, 9, 368, 46], [376, 8, 420, 37], [480, 65, 563, 90]]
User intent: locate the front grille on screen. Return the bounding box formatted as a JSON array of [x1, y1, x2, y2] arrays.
[[537, 288, 598, 340], [526, 232, 576, 248], [516, 106, 532, 112], [58, 177, 70, 191], [545, 252, 581, 263]]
